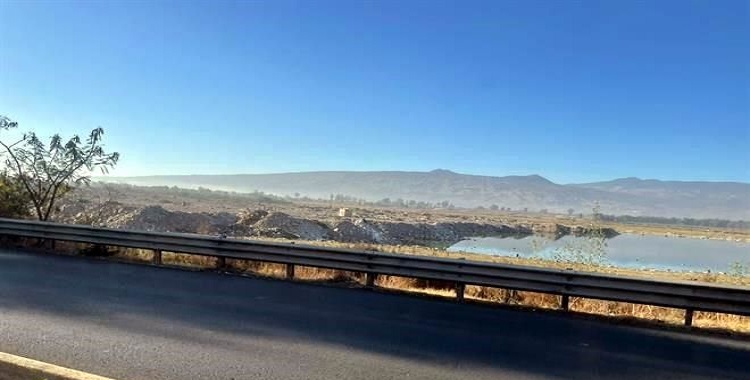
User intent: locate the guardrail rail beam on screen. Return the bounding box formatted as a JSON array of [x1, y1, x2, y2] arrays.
[[1, 218, 749, 323]]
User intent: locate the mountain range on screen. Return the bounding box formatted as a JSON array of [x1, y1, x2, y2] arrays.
[[101, 170, 750, 220]]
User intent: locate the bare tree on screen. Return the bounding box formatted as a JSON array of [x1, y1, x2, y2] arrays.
[[0, 116, 119, 221]]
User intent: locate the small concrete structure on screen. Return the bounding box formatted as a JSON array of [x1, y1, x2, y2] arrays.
[[338, 208, 353, 217]]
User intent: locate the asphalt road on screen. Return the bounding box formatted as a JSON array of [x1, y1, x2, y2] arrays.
[[1, 249, 749, 380]]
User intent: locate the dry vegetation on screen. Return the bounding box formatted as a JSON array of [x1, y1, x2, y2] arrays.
[[6, 236, 748, 335]]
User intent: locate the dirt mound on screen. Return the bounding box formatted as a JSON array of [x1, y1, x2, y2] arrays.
[[254, 212, 333, 240], [56, 203, 237, 235], [110, 206, 237, 234], [54, 199, 598, 245], [432, 222, 528, 242], [332, 219, 387, 243], [331, 219, 530, 245], [373, 222, 436, 245], [332, 220, 371, 243], [54, 200, 136, 227], [237, 209, 269, 225]]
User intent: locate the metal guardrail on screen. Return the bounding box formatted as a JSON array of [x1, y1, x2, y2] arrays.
[[1, 217, 749, 326]]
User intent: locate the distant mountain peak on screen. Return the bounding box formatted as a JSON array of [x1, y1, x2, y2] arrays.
[[526, 174, 550, 181], [429, 169, 456, 175], [516, 174, 554, 185]]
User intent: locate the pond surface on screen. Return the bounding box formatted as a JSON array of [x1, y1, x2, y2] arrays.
[[448, 234, 749, 273]]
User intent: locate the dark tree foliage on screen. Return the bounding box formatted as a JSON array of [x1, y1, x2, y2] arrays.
[[0, 173, 31, 218]]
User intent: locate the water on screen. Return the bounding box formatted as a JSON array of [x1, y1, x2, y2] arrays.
[[448, 234, 750, 272]]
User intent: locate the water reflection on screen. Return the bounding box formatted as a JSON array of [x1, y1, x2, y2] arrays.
[[448, 234, 750, 272]]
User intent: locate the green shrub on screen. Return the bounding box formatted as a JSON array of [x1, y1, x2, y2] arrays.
[[0, 174, 31, 218]]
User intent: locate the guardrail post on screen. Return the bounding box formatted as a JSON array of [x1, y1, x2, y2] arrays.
[[216, 256, 226, 270], [456, 282, 465, 302], [286, 264, 295, 279], [560, 295, 570, 311], [366, 272, 377, 288], [684, 309, 694, 327], [152, 250, 162, 265]]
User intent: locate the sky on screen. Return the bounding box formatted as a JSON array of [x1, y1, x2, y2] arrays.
[[0, 0, 748, 183]]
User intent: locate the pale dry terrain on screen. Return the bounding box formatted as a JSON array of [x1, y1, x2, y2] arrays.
[[69, 183, 750, 242]]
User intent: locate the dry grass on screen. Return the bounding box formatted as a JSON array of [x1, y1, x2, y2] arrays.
[[3, 236, 749, 334]]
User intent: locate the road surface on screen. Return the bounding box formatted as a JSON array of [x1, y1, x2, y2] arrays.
[[1, 248, 748, 379]]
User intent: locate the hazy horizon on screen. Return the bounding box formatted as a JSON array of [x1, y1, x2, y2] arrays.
[[95, 169, 750, 220], [100, 169, 750, 186]]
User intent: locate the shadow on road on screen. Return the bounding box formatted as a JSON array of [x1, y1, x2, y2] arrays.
[[1, 249, 749, 379]]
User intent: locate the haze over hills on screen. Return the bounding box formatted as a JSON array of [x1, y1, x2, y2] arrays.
[[101, 170, 750, 220]]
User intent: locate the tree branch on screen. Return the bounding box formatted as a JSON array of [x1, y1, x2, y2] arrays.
[[0, 140, 43, 219]]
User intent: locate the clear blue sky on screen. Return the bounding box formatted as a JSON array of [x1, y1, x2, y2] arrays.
[[1, 0, 748, 183]]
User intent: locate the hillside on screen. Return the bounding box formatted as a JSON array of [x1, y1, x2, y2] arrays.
[[101, 170, 750, 220]]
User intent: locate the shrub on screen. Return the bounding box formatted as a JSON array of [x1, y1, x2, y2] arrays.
[[0, 174, 31, 218]]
